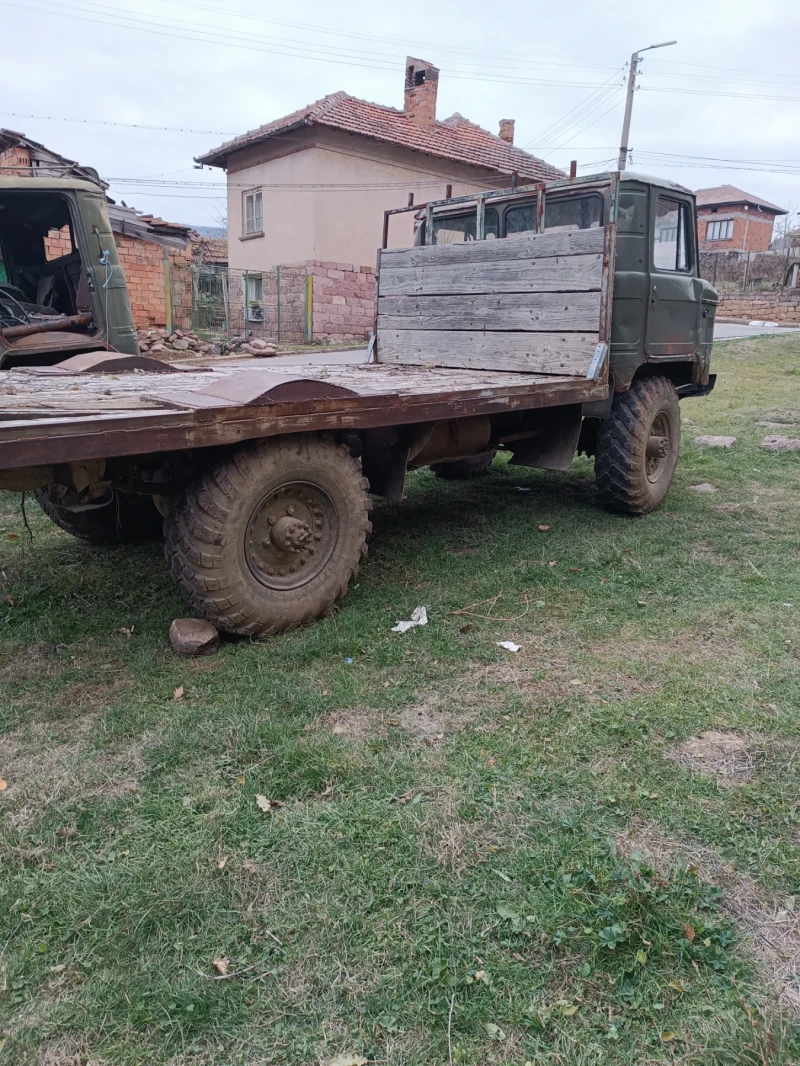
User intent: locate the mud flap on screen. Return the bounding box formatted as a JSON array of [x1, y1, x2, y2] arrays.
[[508, 404, 583, 472]]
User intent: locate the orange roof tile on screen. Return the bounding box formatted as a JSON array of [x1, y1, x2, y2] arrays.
[[196, 92, 562, 182], [695, 184, 786, 214]]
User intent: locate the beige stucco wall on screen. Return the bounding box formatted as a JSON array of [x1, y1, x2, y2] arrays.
[[225, 127, 513, 271]]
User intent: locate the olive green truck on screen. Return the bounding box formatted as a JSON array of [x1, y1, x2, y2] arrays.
[[0, 170, 717, 636]]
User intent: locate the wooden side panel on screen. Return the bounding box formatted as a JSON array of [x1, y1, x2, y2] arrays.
[[379, 253, 602, 296], [380, 227, 605, 268], [376, 224, 613, 375], [377, 291, 601, 333], [378, 330, 597, 375]]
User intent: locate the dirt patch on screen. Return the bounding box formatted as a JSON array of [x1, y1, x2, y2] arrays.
[[617, 821, 800, 1014], [692, 541, 729, 566], [667, 730, 759, 784], [0, 720, 148, 827], [37, 1036, 105, 1066], [0, 642, 63, 685], [713, 502, 743, 514], [320, 697, 474, 744]]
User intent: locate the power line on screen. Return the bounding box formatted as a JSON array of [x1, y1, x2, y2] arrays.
[[0, 111, 235, 135]]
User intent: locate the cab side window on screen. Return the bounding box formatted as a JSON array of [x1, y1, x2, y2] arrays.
[[653, 197, 689, 272], [504, 203, 536, 238], [431, 207, 499, 244], [544, 194, 602, 232]]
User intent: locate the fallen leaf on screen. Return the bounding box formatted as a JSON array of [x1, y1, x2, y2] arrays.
[[49, 963, 67, 973], [682, 923, 696, 943], [117, 626, 134, 638], [0, 777, 6, 791], [322, 689, 331, 696], [460, 622, 474, 633], [668, 979, 685, 992], [7, 533, 19, 540], [320, 785, 334, 798], [396, 791, 413, 805], [326, 1056, 368, 1066], [216, 856, 228, 870], [236, 775, 245, 785], [212, 956, 230, 975], [601, 577, 609, 585], [4, 596, 15, 607], [660, 1031, 677, 1043], [474, 968, 486, 980], [512, 952, 524, 961], [173, 685, 185, 701], [562, 1004, 579, 1017], [636, 949, 648, 965], [484, 1022, 506, 1039], [255, 794, 272, 812], [538, 524, 550, 532], [569, 567, 581, 573], [548, 560, 557, 567]]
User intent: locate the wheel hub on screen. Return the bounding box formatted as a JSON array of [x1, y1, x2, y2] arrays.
[[245, 481, 336, 590], [645, 413, 673, 482]]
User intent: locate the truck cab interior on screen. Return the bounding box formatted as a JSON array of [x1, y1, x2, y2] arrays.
[[0, 190, 96, 363]]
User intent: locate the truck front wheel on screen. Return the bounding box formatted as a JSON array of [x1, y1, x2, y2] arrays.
[[34, 488, 164, 544], [594, 376, 681, 515], [164, 435, 372, 637]]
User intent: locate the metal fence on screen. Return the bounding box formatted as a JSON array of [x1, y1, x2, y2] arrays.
[[171, 264, 312, 342], [700, 248, 800, 293]]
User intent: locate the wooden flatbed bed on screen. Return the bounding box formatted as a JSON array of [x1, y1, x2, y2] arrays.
[[0, 360, 607, 470]]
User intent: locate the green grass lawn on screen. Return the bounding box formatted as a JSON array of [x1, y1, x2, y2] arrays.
[[1, 335, 799, 1066]]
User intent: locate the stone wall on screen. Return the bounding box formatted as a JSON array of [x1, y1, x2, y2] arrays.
[[717, 290, 800, 323], [306, 261, 376, 343]]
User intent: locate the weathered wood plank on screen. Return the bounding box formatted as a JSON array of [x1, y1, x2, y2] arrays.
[[378, 330, 597, 375], [377, 291, 601, 332], [380, 227, 605, 269], [379, 253, 602, 296]]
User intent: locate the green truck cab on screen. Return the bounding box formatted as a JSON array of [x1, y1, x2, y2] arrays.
[[0, 176, 139, 368], [420, 170, 718, 397]]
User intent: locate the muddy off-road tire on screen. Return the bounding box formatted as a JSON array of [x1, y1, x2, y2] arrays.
[[164, 435, 372, 637], [431, 450, 496, 480], [595, 376, 681, 515], [34, 488, 164, 545]]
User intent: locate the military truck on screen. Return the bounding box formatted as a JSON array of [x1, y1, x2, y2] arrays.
[[0, 170, 717, 636]]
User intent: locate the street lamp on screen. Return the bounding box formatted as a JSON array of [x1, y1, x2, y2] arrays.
[[618, 41, 677, 171]]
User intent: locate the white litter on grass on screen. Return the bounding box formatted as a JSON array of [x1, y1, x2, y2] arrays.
[[391, 606, 428, 634], [513, 486, 532, 492], [496, 641, 521, 653]]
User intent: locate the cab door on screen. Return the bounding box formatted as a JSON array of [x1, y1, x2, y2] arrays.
[[646, 192, 701, 357]]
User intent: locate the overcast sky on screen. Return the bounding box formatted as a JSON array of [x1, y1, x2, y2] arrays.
[[2, 0, 798, 230]]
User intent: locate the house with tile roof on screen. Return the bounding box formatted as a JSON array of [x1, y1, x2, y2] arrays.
[[195, 57, 562, 340], [695, 185, 787, 254]]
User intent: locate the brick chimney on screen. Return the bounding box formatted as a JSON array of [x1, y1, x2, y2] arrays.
[[404, 57, 439, 127], [498, 119, 515, 144]]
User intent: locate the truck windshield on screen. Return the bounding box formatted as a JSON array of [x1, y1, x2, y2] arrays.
[[432, 208, 499, 244]]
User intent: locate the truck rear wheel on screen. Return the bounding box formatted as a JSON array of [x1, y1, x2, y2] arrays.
[[431, 450, 496, 480], [164, 435, 372, 637], [34, 488, 164, 545], [594, 376, 681, 515]]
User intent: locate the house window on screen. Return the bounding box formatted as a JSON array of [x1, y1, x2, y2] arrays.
[[243, 189, 263, 235], [244, 273, 264, 320], [653, 197, 689, 271], [706, 219, 733, 242]]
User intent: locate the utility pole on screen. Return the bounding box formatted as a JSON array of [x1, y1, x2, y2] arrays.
[[618, 40, 677, 171]]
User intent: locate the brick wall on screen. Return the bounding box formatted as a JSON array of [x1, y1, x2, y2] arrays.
[[0, 145, 32, 175], [307, 260, 376, 342], [115, 234, 191, 328], [44, 226, 73, 260], [697, 206, 777, 253], [717, 290, 800, 323]]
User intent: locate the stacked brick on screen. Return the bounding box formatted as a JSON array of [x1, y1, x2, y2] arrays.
[[718, 290, 800, 323], [307, 261, 376, 342], [44, 226, 73, 260], [114, 235, 191, 329]]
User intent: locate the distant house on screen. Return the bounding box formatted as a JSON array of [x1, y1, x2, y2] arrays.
[[195, 57, 562, 340], [695, 185, 787, 253]]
